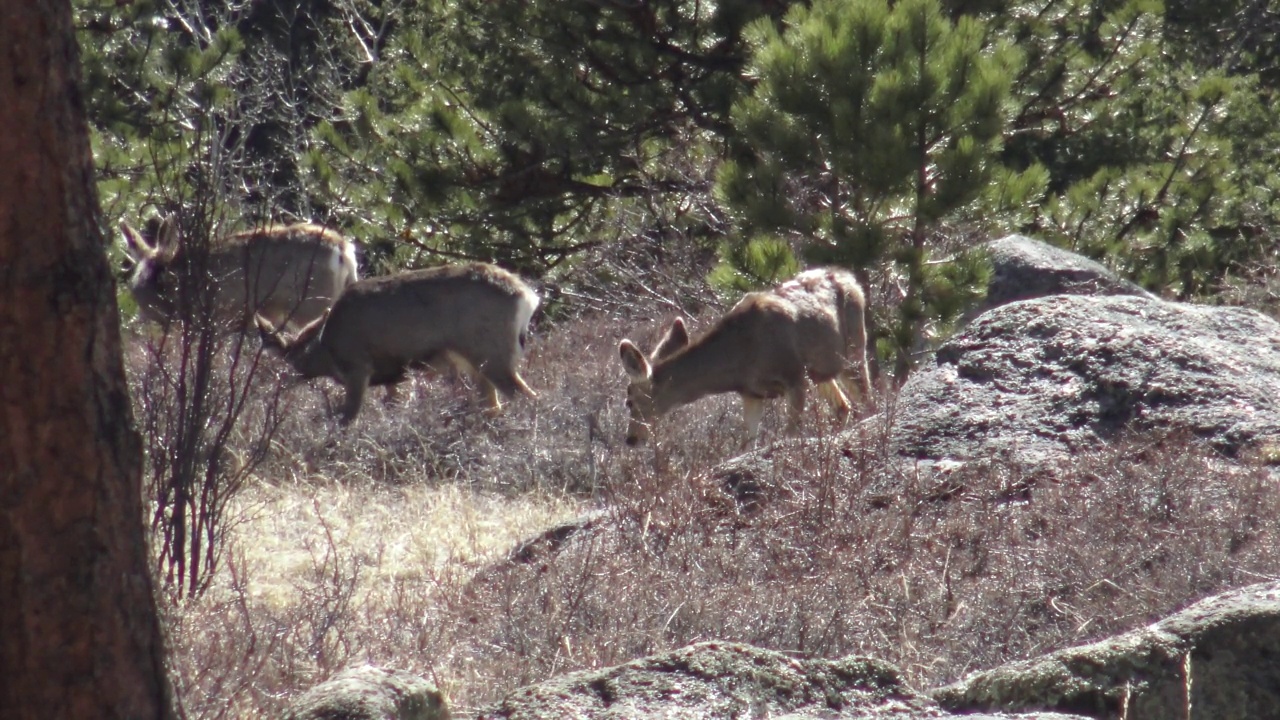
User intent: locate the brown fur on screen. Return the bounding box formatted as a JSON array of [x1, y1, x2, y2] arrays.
[[120, 215, 359, 334], [619, 267, 873, 446], [218, 223, 350, 251], [259, 263, 540, 425]]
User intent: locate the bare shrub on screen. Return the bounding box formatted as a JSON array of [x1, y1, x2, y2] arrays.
[[544, 227, 723, 322], [1219, 254, 1280, 321], [126, 250, 292, 597]]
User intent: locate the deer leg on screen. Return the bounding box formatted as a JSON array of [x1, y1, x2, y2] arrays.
[[784, 385, 807, 436], [838, 365, 874, 414], [478, 377, 504, 417], [477, 371, 539, 417], [482, 366, 537, 400], [817, 379, 852, 424], [338, 373, 370, 426], [740, 395, 767, 446], [507, 371, 538, 399], [444, 353, 503, 415], [847, 349, 874, 412]]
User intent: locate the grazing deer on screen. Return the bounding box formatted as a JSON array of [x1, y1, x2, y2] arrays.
[[120, 214, 359, 334], [618, 267, 873, 446], [257, 263, 540, 424]]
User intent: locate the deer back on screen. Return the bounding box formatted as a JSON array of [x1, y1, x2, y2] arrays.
[[773, 268, 866, 383], [315, 263, 539, 372], [227, 224, 358, 325], [121, 217, 357, 333]]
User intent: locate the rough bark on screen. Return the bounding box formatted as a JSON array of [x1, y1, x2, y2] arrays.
[[0, 0, 176, 717]]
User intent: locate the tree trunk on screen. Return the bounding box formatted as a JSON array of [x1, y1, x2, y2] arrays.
[[0, 0, 176, 717]]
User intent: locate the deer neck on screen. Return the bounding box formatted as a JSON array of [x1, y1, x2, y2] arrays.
[[650, 333, 745, 415], [285, 326, 335, 379]]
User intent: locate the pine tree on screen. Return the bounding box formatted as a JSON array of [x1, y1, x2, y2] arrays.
[[78, 0, 372, 229], [997, 0, 1277, 301], [308, 0, 795, 272], [717, 0, 1024, 377]]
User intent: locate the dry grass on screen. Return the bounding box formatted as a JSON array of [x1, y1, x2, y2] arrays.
[[146, 258, 1280, 718], [225, 481, 576, 608], [459, 425, 1280, 692], [163, 477, 577, 718]]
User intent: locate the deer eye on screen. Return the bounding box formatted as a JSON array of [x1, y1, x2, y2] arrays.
[[625, 399, 634, 410]]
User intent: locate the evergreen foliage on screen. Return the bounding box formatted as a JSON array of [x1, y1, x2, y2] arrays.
[[76, 0, 1280, 330], [996, 0, 1280, 301], [717, 0, 1023, 374], [307, 0, 784, 272], [79, 0, 371, 234]]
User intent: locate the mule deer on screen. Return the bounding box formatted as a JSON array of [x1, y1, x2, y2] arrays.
[[257, 263, 540, 424], [618, 267, 873, 446], [120, 214, 359, 334]]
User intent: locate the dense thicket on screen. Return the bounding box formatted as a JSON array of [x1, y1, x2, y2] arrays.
[[78, 0, 1280, 351]]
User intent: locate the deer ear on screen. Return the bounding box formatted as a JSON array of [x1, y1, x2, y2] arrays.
[[255, 314, 289, 349], [253, 312, 298, 348], [618, 339, 652, 380], [155, 214, 181, 261], [254, 313, 278, 336], [653, 316, 689, 360], [120, 222, 155, 261]]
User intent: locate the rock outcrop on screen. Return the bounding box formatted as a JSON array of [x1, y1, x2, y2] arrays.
[[285, 665, 449, 720], [892, 294, 1280, 466], [476, 641, 1086, 720], [933, 580, 1280, 720], [978, 235, 1155, 313]]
